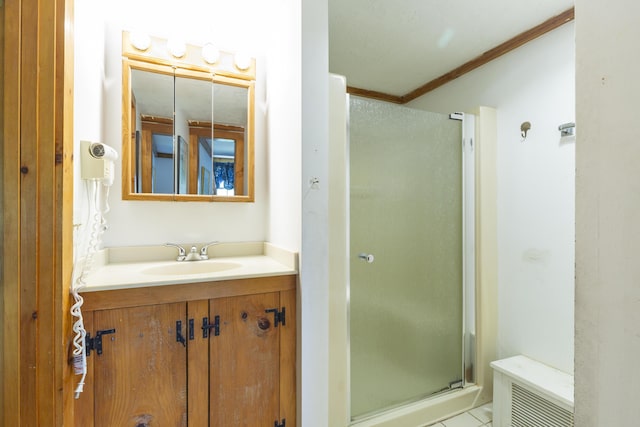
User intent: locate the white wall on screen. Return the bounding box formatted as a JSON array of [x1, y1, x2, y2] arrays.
[[265, 1, 302, 252], [74, 0, 296, 248], [74, 1, 315, 424], [301, 0, 330, 425], [575, 0, 640, 424], [73, 1, 106, 254], [409, 23, 575, 374]]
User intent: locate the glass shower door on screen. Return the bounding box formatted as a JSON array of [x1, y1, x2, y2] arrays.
[[349, 97, 464, 419]]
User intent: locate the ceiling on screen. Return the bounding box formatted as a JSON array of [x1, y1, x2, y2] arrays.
[[329, 0, 574, 97]]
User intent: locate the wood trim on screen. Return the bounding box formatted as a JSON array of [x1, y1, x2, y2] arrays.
[[47, 0, 76, 422], [245, 82, 255, 201], [141, 128, 153, 192], [234, 130, 245, 196], [82, 275, 297, 311], [121, 58, 133, 197], [0, 3, 4, 422], [119, 191, 255, 203], [58, 2, 75, 422], [188, 126, 212, 195], [188, 132, 199, 194], [141, 120, 173, 193], [280, 288, 297, 427], [402, 8, 574, 103], [141, 114, 173, 126], [348, 8, 575, 105], [346, 86, 403, 104], [130, 97, 137, 192], [0, 2, 3, 417], [189, 121, 245, 134]]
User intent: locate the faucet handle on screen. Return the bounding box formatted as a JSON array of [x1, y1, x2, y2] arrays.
[[165, 243, 187, 261], [199, 241, 219, 260]]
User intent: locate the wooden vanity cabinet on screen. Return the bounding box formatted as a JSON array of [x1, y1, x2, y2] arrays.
[[88, 302, 189, 426], [74, 275, 296, 427]]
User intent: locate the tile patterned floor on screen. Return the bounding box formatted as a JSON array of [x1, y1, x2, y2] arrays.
[[428, 402, 493, 427]]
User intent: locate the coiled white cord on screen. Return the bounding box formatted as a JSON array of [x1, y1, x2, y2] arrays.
[[70, 180, 110, 398]]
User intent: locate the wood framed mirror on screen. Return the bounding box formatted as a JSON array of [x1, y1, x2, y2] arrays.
[[121, 32, 255, 202]]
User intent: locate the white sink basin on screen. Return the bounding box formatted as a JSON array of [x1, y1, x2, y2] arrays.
[[142, 261, 241, 276]]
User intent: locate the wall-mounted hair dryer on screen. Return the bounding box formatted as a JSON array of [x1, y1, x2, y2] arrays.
[[80, 141, 118, 186]]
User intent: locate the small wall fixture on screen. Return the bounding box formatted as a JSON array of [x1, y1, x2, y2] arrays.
[[520, 121, 531, 140], [558, 122, 575, 137]]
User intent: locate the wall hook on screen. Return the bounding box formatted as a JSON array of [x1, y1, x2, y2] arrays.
[[558, 122, 575, 137], [520, 121, 531, 141]]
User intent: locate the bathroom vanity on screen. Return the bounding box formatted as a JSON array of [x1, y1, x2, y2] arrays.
[[73, 243, 297, 427]]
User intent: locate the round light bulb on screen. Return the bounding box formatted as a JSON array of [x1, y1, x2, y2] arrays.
[[202, 43, 220, 64], [234, 52, 252, 71], [130, 32, 151, 51], [167, 38, 187, 58]]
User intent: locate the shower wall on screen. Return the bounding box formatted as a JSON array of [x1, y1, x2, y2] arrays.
[[408, 23, 575, 375]]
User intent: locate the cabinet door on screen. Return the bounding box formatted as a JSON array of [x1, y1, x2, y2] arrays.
[[210, 292, 280, 426], [93, 302, 187, 427]]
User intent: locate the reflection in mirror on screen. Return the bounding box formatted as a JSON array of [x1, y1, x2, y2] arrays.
[[190, 123, 246, 196], [174, 74, 213, 195], [122, 32, 255, 202], [130, 69, 175, 193], [177, 82, 248, 196], [186, 84, 248, 196]]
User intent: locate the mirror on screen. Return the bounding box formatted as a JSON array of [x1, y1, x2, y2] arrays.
[[121, 34, 255, 202]]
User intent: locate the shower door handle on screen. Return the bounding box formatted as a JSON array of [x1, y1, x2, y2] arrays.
[[358, 253, 375, 263]]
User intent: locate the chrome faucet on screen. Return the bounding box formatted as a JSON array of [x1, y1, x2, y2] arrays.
[[165, 243, 187, 261], [184, 246, 202, 261], [199, 241, 219, 260], [165, 242, 219, 261]]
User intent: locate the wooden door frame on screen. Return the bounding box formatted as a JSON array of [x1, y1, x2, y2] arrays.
[[140, 118, 173, 193], [188, 124, 246, 196], [2, 0, 75, 425]]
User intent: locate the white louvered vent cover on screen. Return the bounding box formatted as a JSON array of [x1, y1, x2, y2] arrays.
[[511, 383, 574, 427]]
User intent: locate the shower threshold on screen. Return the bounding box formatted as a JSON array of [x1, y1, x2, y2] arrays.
[[350, 384, 483, 427]]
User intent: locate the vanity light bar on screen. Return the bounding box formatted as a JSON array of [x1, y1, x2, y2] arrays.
[[122, 31, 256, 81]]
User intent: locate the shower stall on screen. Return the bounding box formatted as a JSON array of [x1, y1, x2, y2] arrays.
[[328, 75, 487, 426], [350, 96, 465, 419]]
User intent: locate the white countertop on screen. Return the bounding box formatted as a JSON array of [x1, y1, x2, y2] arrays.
[[80, 242, 298, 292]]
